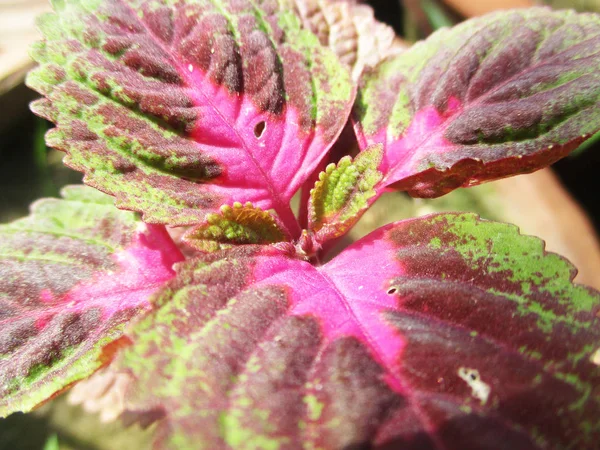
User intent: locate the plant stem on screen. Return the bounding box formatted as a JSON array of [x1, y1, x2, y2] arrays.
[[33, 118, 58, 197], [421, 0, 454, 30], [277, 202, 302, 240]]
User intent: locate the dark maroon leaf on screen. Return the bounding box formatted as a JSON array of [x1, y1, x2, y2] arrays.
[[354, 8, 600, 197]]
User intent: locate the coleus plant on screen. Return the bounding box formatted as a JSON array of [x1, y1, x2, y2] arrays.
[[1, 0, 600, 448]]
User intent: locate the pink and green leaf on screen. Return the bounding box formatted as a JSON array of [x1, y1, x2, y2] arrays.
[[0, 185, 182, 417], [27, 0, 354, 233], [354, 8, 600, 197], [118, 213, 600, 449], [183, 202, 290, 252], [307, 143, 383, 243]]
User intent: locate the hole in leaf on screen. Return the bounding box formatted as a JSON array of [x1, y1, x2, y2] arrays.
[[254, 121, 266, 138], [591, 348, 600, 366], [457, 367, 490, 405], [387, 287, 397, 295]]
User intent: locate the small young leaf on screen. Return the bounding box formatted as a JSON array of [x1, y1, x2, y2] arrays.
[[0, 186, 182, 417], [308, 144, 383, 242], [296, 0, 397, 79], [118, 214, 600, 449], [184, 203, 290, 252], [354, 8, 600, 197], [27, 0, 354, 232]]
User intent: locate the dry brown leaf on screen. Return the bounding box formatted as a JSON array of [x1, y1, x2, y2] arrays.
[[68, 367, 132, 423], [296, 0, 398, 80]]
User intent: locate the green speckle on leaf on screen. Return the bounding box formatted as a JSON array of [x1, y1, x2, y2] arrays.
[[220, 411, 283, 450], [304, 394, 324, 421]]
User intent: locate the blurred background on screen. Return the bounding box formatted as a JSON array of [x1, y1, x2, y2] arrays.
[[1, 0, 599, 448]]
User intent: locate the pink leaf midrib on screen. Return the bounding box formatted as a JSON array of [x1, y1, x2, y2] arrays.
[[251, 255, 449, 449], [115, 0, 302, 235], [315, 267, 450, 450]]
